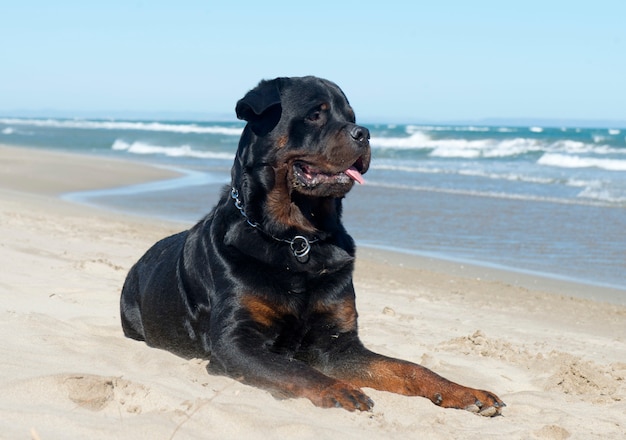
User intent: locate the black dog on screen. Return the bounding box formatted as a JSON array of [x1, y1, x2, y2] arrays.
[[120, 76, 504, 415]]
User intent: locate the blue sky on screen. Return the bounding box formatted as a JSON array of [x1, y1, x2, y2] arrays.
[[1, 1, 625, 123]]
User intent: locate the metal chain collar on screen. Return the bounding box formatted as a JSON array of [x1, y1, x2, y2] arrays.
[[230, 188, 319, 261]]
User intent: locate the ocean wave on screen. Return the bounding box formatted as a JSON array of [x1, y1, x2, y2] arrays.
[[371, 132, 432, 149], [0, 118, 243, 135], [371, 130, 624, 158], [405, 125, 492, 133], [371, 133, 545, 158], [549, 140, 619, 154], [371, 163, 597, 188], [112, 140, 234, 160], [429, 138, 546, 158], [577, 186, 626, 204], [365, 180, 620, 207], [538, 153, 626, 171], [1, 127, 14, 135]]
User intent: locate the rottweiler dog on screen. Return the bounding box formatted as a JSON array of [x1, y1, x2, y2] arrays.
[[120, 76, 505, 416]]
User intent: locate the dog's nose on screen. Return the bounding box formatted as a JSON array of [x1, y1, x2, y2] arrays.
[[349, 125, 370, 144]]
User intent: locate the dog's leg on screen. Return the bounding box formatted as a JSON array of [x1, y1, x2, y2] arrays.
[[207, 344, 375, 411], [324, 342, 505, 416], [310, 288, 505, 416]]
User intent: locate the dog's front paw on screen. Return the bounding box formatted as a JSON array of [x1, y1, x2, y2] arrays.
[[312, 382, 374, 412], [432, 387, 505, 417]]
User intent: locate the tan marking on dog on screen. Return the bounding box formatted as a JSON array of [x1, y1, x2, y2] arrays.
[[276, 135, 289, 149], [240, 295, 289, 327], [314, 297, 357, 333], [266, 164, 317, 232]]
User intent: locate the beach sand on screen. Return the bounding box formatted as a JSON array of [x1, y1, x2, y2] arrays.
[[1, 144, 625, 439]]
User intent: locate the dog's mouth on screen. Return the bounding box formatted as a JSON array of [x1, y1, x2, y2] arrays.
[[293, 156, 367, 190]]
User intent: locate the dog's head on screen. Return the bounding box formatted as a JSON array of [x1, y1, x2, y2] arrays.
[[232, 76, 371, 232]]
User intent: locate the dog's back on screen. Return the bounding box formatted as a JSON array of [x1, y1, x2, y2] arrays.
[[121, 230, 193, 349]]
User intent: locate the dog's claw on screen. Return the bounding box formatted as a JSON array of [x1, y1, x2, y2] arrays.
[[433, 393, 443, 405], [464, 399, 483, 413], [447, 388, 505, 417], [465, 404, 480, 413], [478, 406, 499, 417], [466, 399, 506, 417]]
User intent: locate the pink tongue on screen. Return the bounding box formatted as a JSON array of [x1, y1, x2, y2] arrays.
[[345, 167, 365, 184]]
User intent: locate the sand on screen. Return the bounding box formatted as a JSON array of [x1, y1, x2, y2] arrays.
[[1, 144, 625, 439]]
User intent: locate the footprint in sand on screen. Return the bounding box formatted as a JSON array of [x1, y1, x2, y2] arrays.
[[61, 374, 146, 413], [76, 258, 125, 274], [63, 375, 115, 411]]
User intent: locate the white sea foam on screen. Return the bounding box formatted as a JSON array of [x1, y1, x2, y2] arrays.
[[452, 138, 544, 158], [372, 164, 442, 174], [370, 132, 432, 149], [373, 133, 545, 158], [1, 127, 14, 135], [566, 178, 601, 188], [371, 130, 623, 158], [0, 118, 243, 135], [530, 127, 544, 133], [577, 186, 626, 204], [538, 153, 626, 171], [457, 169, 556, 185], [405, 125, 491, 134], [429, 143, 482, 158], [550, 139, 595, 153], [112, 140, 234, 160], [405, 125, 436, 134], [364, 180, 617, 207], [608, 129, 620, 135], [372, 163, 596, 188], [593, 135, 607, 143]]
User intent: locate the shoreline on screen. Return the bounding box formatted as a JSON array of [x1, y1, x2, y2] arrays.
[[0, 144, 182, 195], [2, 143, 625, 439], [359, 245, 626, 305], [3, 143, 623, 305]]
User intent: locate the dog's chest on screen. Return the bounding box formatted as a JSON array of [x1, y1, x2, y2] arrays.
[[240, 286, 357, 357]]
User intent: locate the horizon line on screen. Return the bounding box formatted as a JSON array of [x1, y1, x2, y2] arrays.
[[2, 110, 626, 129]]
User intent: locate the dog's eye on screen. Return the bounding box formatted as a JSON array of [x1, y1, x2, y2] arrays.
[[307, 111, 322, 122], [306, 103, 329, 123]]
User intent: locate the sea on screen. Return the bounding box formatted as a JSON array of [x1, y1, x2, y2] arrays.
[[2, 117, 625, 295]]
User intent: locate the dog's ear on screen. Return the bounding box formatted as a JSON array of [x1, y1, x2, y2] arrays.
[[236, 79, 282, 136]]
